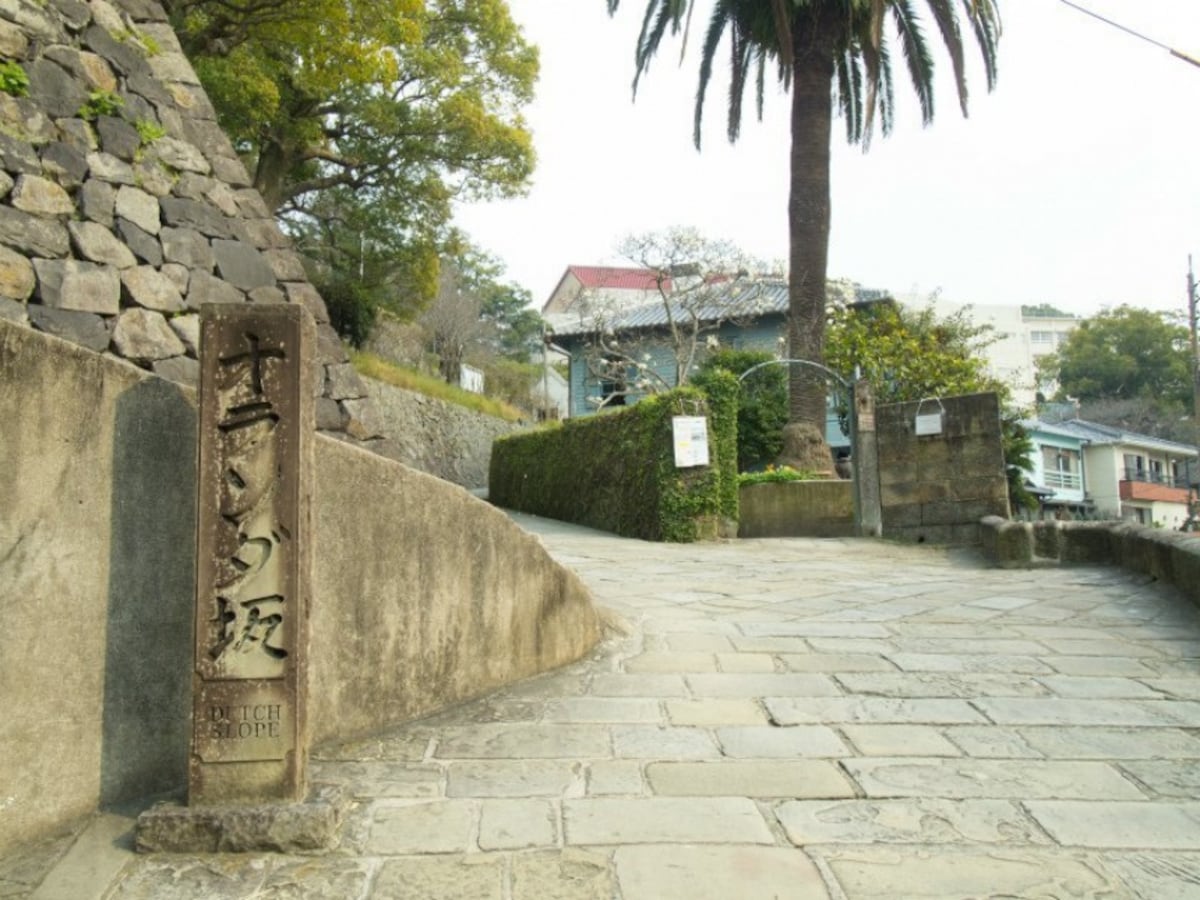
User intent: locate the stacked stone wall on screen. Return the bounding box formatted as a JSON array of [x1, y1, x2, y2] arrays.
[[876, 392, 1011, 544], [0, 0, 376, 438]]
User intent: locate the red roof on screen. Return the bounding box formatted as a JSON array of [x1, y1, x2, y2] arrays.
[[567, 265, 666, 291]]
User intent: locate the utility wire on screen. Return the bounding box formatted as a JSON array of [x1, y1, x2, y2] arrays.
[[1058, 0, 1200, 69]]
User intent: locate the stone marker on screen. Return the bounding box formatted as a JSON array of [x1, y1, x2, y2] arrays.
[[190, 302, 314, 805], [137, 302, 343, 853]]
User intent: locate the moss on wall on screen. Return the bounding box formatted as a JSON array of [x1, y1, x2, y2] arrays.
[[489, 383, 737, 542]]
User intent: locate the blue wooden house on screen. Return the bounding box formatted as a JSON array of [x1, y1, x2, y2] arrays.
[[546, 279, 789, 418]]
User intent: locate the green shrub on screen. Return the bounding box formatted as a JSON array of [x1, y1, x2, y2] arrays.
[[696, 368, 739, 525], [135, 119, 166, 144], [78, 90, 124, 121], [737, 465, 818, 486], [694, 349, 786, 471], [0, 61, 29, 97], [490, 386, 735, 542]]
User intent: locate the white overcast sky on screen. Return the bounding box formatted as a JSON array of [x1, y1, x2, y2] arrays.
[[453, 1, 1200, 318]]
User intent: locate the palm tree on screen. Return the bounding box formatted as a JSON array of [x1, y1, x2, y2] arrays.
[[605, 0, 1000, 449]]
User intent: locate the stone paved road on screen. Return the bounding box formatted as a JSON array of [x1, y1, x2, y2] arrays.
[[7, 514, 1200, 898]]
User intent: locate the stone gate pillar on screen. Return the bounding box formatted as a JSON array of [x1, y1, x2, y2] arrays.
[[852, 380, 883, 538]]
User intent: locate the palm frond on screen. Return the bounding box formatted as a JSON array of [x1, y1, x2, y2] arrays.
[[963, 0, 1001, 90], [633, 0, 691, 95], [693, 2, 729, 148], [754, 44, 767, 124], [877, 40, 895, 136], [859, 0, 886, 148], [889, 0, 936, 125], [728, 24, 755, 143], [926, 0, 969, 117], [834, 51, 864, 143]]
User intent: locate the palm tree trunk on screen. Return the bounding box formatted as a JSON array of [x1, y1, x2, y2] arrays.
[[786, 16, 836, 428]]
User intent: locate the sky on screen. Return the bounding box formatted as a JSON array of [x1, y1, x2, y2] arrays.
[[453, 1, 1200, 319]]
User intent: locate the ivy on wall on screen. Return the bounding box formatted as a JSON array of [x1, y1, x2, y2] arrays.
[[489, 383, 738, 542]]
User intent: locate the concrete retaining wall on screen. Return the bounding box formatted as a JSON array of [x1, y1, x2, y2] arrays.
[[737, 481, 854, 538], [0, 319, 600, 852], [979, 516, 1200, 607]]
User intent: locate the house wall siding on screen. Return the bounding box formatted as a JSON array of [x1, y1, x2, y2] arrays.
[[562, 316, 785, 418]]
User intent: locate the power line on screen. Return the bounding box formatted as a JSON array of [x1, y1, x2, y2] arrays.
[[1058, 0, 1200, 69]]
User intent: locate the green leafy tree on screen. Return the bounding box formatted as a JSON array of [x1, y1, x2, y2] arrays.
[[605, 0, 1000, 440], [1046, 305, 1191, 408], [1002, 413, 1037, 514], [449, 240, 545, 362], [695, 349, 787, 471], [825, 299, 1002, 408], [170, 0, 537, 315]]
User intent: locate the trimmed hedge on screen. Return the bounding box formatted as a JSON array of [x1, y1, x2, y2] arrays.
[[489, 383, 737, 542]]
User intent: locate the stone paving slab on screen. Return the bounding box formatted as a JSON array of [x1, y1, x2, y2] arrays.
[[13, 516, 1200, 899], [834, 672, 1051, 698], [663, 698, 768, 725], [1101, 852, 1200, 900], [715, 725, 849, 757], [777, 798, 1050, 846], [941, 726, 1044, 758], [1018, 726, 1200, 761], [813, 846, 1130, 899], [1024, 801, 1200, 849], [974, 697, 1200, 727], [478, 800, 557, 851], [614, 845, 829, 899], [366, 800, 479, 854], [1117, 761, 1200, 799], [509, 850, 614, 900], [684, 673, 842, 697], [445, 760, 583, 798], [372, 855, 504, 900], [563, 798, 775, 845], [765, 697, 986, 725], [842, 757, 1147, 800], [645, 760, 856, 798], [839, 724, 962, 757]]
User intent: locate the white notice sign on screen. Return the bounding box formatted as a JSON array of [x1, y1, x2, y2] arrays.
[[672, 416, 710, 468]]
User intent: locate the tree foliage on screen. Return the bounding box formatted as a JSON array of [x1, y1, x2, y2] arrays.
[[1045, 305, 1191, 408], [825, 298, 1004, 408], [169, 0, 538, 313], [451, 241, 543, 362], [605, 0, 1000, 432], [694, 348, 787, 471], [419, 261, 487, 384]]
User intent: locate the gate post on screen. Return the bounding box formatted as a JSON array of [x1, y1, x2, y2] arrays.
[[852, 380, 882, 537]]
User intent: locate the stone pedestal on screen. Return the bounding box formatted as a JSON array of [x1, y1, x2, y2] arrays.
[[136, 784, 348, 853]]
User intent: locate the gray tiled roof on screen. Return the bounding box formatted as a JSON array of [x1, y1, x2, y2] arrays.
[[1031, 418, 1198, 456], [546, 279, 790, 338]]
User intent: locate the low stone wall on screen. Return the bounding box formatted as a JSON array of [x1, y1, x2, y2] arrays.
[[0, 319, 600, 852], [979, 516, 1200, 607], [737, 481, 854, 538], [365, 377, 524, 490]]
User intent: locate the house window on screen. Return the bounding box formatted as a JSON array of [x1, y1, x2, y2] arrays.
[[1041, 447, 1081, 490], [1030, 330, 1054, 344], [599, 355, 628, 407], [1123, 453, 1146, 482]]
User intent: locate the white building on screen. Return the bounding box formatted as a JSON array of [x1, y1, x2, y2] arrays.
[[1026, 419, 1198, 528], [913, 296, 1082, 408]]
